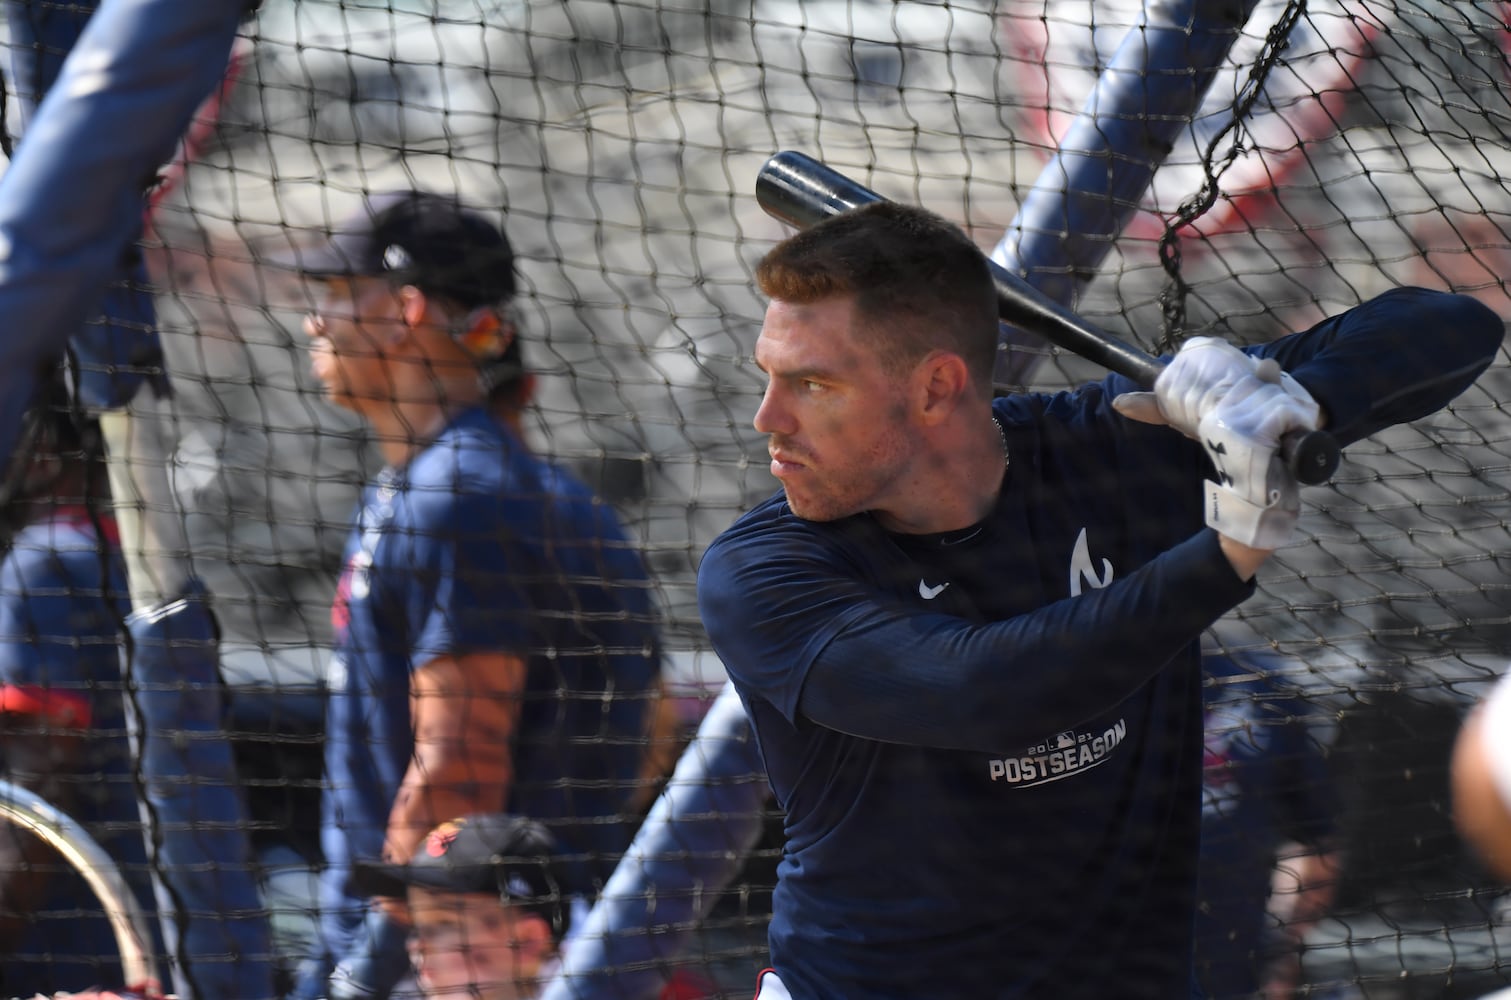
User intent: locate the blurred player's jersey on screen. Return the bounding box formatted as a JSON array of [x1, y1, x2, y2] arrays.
[[0, 510, 159, 996], [320, 406, 661, 960], [1194, 652, 1337, 998]]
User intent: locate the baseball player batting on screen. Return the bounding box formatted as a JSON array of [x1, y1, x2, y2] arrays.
[[696, 201, 1500, 998]]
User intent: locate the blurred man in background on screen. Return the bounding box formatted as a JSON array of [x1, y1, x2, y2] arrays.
[[287, 190, 663, 1000]]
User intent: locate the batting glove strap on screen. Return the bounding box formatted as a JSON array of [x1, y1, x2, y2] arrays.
[[1203, 478, 1299, 550], [1197, 382, 1305, 550]]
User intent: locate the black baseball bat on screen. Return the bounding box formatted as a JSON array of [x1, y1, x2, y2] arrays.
[[754, 150, 1341, 486]]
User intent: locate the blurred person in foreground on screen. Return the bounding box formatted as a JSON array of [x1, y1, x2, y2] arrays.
[[1451, 667, 1511, 1000], [696, 201, 1501, 998], [1453, 669, 1511, 884], [0, 376, 163, 997], [285, 190, 663, 1000]]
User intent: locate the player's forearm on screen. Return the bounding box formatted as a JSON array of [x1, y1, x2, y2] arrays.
[[387, 700, 515, 863], [1260, 287, 1501, 445], [1218, 534, 1273, 580], [797, 530, 1251, 750], [387, 746, 513, 864], [392, 652, 524, 861]]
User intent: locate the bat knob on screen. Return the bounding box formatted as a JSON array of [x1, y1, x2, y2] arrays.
[[1282, 429, 1340, 485]]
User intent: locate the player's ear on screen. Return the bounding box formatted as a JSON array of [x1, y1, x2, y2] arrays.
[[514, 910, 554, 958], [914, 349, 970, 425], [398, 285, 429, 331]]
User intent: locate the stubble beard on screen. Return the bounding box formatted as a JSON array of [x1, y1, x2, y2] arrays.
[[784, 435, 908, 523]]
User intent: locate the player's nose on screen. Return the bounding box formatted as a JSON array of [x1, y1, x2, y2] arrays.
[[753, 382, 793, 436]]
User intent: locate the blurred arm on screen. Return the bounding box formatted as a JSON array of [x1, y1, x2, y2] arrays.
[[626, 676, 695, 818], [386, 651, 525, 866], [1452, 680, 1511, 882], [1261, 842, 1343, 999]]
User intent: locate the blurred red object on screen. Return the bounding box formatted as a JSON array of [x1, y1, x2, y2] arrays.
[[660, 969, 719, 1000]]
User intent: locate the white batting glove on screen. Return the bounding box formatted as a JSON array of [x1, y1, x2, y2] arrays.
[[1112, 336, 1256, 439], [1198, 358, 1322, 550]]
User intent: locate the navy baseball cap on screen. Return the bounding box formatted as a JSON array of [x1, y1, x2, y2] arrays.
[[352, 814, 570, 939], [288, 190, 517, 309]]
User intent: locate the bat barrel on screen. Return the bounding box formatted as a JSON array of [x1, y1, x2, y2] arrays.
[[756, 151, 881, 230], [758, 153, 1164, 385]]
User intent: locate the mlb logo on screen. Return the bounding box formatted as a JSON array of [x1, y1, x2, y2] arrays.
[[383, 243, 413, 271], [1056, 732, 1075, 748]]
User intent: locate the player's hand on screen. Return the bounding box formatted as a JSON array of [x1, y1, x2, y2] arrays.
[[1198, 358, 1321, 550], [1112, 336, 1257, 438]]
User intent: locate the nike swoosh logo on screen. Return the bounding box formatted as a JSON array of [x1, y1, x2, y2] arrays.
[[919, 580, 950, 600]]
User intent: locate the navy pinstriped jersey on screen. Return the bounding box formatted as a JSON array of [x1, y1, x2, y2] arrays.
[[697, 288, 1502, 999]]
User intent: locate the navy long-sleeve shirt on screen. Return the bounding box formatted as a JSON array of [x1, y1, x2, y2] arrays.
[[698, 288, 1502, 999]]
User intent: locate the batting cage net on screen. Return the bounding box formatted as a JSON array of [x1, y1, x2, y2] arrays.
[[1, 0, 1510, 998]]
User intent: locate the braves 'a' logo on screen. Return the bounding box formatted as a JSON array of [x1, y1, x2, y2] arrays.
[[1069, 527, 1114, 597]]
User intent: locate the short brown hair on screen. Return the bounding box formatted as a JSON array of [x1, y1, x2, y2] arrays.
[[755, 201, 999, 388]]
